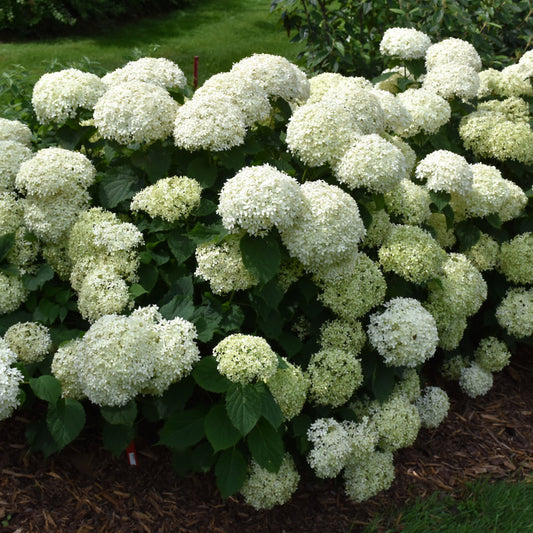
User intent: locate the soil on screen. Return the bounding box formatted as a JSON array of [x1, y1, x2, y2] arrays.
[[1, 348, 532, 533]]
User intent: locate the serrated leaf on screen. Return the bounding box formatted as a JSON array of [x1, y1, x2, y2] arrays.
[[429, 190, 451, 212], [100, 400, 137, 426], [204, 404, 241, 452], [219, 304, 245, 334], [167, 232, 196, 263], [187, 156, 218, 188], [132, 144, 171, 182], [240, 233, 281, 284], [247, 418, 284, 472], [193, 356, 232, 393], [99, 171, 143, 208], [487, 213, 502, 228], [158, 409, 205, 450], [191, 304, 222, 342], [188, 223, 228, 245], [260, 384, 284, 429], [22, 263, 54, 291], [215, 448, 248, 498], [226, 383, 263, 436], [102, 423, 135, 457], [30, 375, 62, 404], [455, 221, 481, 251], [46, 398, 86, 449], [129, 283, 148, 298]]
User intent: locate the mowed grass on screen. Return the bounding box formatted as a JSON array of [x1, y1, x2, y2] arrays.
[[0, 0, 302, 84], [360, 478, 533, 533]]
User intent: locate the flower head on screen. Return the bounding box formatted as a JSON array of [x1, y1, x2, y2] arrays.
[[380, 27, 431, 60], [4, 322, 52, 364]]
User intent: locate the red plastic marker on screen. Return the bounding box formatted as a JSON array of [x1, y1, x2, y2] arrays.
[[193, 56, 199, 90], [126, 441, 138, 466]]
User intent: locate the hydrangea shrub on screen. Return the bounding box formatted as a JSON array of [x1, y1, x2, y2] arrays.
[[0, 38, 532, 509]]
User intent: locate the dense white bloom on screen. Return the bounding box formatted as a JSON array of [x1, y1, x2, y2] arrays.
[[94, 81, 178, 145], [379, 224, 447, 284], [285, 100, 360, 167], [380, 27, 431, 60], [0, 118, 32, 145], [0, 273, 27, 314], [194, 236, 258, 295], [415, 386, 450, 429], [174, 92, 246, 151], [415, 150, 473, 196], [459, 362, 493, 398], [213, 333, 278, 383], [231, 53, 310, 104], [361, 206, 392, 249], [426, 302, 468, 350], [427, 212, 456, 249], [316, 252, 386, 322], [280, 180, 366, 272], [51, 339, 86, 400], [131, 176, 202, 222], [370, 89, 413, 134], [425, 38, 482, 72], [32, 68, 106, 124], [391, 368, 421, 403], [498, 64, 533, 97], [319, 319, 366, 356], [440, 354, 469, 381], [334, 134, 408, 193], [194, 72, 271, 127], [0, 140, 32, 192], [422, 64, 480, 101], [498, 233, 533, 285], [4, 322, 52, 364], [344, 450, 395, 502], [495, 287, 533, 338], [265, 358, 309, 420], [396, 88, 451, 137], [384, 179, 431, 225], [0, 340, 23, 420], [240, 454, 300, 510], [474, 337, 511, 373], [102, 57, 187, 90], [517, 49, 533, 78], [217, 164, 304, 235], [464, 233, 499, 272], [306, 348, 363, 407], [308, 73, 371, 103], [368, 298, 439, 368]]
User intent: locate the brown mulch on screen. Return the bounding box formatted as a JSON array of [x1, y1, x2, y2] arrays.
[[1, 348, 532, 533]]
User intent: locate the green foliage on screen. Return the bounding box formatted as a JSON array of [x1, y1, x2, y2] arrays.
[[271, 0, 533, 77]]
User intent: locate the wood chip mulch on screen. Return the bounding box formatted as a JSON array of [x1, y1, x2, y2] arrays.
[[1, 347, 532, 533]]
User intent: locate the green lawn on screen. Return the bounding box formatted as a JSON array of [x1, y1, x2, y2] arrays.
[[0, 0, 302, 84]]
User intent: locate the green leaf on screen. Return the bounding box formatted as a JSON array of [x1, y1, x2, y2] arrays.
[[193, 198, 217, 217], [160, 294, 195, 321], [46, 398, 86, 449], [137, 262, 159, 291], [215, 448, 248, 498], [226, 383, 263, 436], [129, 283, 148, 299], [22, 263, 54, 291], [429, 190, 451, 212], [25, 419, 60, 458], [193, 356, 232, 393], [219, 304, 245, 334], [204, 404, 241, 452], [192, 304, 222, 342], [187, 156, 218, 188], [100, 400, 137, 426], [29, 375, 62, 404], [167, 232, 196, 263], [455, 221, 481, 251], [0, 233, 15, 262], [158, 409, 205, 450], [247, 418, 284, 472], [172, 441, 215, 475], [487, 213, 502, 228], [132, 144, 171, 182], [371, 361, 396, 402], [260, 384, 284, 430], [188, 223, 228, 245], [99, 171, 143, 209], [240, 233, 281, 284], [102, 423, 135, 457]]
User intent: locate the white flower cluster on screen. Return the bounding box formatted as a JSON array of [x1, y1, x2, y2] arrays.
[[102, 57, 187, 90], [415, 150, 473, 195], [478, 65, 533, 98], [32, 68, 106, 124], [51, 306, 199, 405], [15, 147, 96, 243], [384, 179, 431, 225], [93, 81, 179, 145], [0, 273, 27, 315], [213, 333, 278, 383], [459, 362, 493, 398], [368, 298, 439, 368], [378, 224, 447, 284], [425, 38, 482, 72], [319, 319, 367, 356], [240, 453, 300, 510], [371, 89, 413, 134], [265, 358, 309, 420], [0, 339, 23, 420], [464, 233, 499, 272], [131, 175, 202, 222], [217, 164, 303, 236], [4, 322, 52, 364], [308, 73, 370, 103], [280, 180, 366, 272], [68, 208, 143, 322], [498, 232, 533, 285], [194, 236, 258, 295], [0, 140, 32, 192], [495, 287, 533, 338], [0, 118, 32, 145], [474, 337, 511, 373], [306, 347, 363, 408], [415, 386, 450, 429], [380, 27, 432, 60]]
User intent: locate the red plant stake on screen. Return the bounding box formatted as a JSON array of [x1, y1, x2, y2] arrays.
[[193, 56, 199, 90], [126, 440, 138, 466]]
